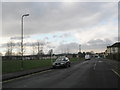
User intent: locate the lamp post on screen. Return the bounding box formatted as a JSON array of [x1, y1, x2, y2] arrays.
[[21, 14, 29, 70], [78, 44, 81, 60], [21, 14, 29, 59], [79, 44, 81, 53]]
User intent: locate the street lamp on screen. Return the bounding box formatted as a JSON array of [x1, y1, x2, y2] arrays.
[[78, 44, 81, 60], [21, 14, 29, 70], [21, 14, 29, 60], [79, 44, 81, 53]]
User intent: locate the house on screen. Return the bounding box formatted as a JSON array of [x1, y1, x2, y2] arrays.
[[105, 42, 120, 60], [106, 42, 120, 55]]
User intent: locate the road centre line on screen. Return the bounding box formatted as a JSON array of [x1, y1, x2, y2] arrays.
[[93, 61, 97, 70], [112, 69, 120, 78], [3, 69, 52, 83], [80, 61, 88, 65]]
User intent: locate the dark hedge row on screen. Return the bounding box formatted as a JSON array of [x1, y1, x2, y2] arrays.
[[106, 53, 120, 61]]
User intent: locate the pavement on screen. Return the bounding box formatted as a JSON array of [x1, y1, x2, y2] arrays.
[[2, 66, 52, 81], [2, 58, 120, 88], [2, 60, 82, 81]]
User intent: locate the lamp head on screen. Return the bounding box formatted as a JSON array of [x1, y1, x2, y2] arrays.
[[24, 14, 29, 16], [22, 14, 29, 17]]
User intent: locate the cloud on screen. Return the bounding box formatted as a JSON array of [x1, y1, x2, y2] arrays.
[[1, 2, 118, 54], [10, 36, 30, 40], [52, 32, 72, 39], [46, 42, 57, 49], [55, 42, 79, 54], [74, 21, 118, 44], [87, 39, 111, 45], [81, 38, 115, 52], [54, 38, 114, 53], [2, 2, 117, 37]]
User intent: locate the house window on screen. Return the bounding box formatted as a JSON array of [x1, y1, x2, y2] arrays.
[[112, 48, 115, 54], [115, 47, 118, 53]]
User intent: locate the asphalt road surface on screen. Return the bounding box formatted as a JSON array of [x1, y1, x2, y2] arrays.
[[3, 58, 120, 88]]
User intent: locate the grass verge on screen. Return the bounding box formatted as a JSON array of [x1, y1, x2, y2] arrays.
[[3, 57, 84, 73]]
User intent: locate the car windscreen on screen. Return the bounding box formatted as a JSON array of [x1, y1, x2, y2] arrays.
[[56, 57, 65, 61]]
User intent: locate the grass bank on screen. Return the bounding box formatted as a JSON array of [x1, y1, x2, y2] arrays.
[[3, 57, 84, 73]]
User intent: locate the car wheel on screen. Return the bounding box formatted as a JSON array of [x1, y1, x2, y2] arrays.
[[66, 63, 70, 68], [65, 64, 68, 68], [52, 66, 56, 69]]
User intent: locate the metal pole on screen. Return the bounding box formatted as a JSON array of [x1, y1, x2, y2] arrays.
[[21, 14, 29, 70], [21, 15, 24, 70], [79, 44, 81, 53], [78, 44, 81, 60], [21, 16, 23, 59], [38, 42, 40, 60], [50, 53, 52, 63], [50, 49, 53, 64]]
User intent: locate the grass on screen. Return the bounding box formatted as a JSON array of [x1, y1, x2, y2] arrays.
[[70, 57, 85, 62], [3, 59, 51, 73], [3, 57, 84, 73]]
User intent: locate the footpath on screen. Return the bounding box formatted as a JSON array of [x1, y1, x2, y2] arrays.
[[2, 66, 52, 81]]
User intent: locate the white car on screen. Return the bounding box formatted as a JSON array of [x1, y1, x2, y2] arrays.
[[85, 54, 91, 60], [94, 55, 100, 59]]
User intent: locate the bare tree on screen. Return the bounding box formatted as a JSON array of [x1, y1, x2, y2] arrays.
[[36, 41, 44, 55], [37, 41, 40, 55], [15, 42, 21, 56], [31, 43, 37, 55], [0, 52, 2, 56], [5, 41, 15, 56], [23, 43, 27, 55], [48, 49, 53, 55], [14, 42, 26, 56], [5, 42, 11, 56], [36, 41, 45, 59], [48, 49, 53, 63]]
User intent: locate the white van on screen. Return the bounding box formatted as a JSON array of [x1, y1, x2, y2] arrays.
[[85, 54, 91, 60]]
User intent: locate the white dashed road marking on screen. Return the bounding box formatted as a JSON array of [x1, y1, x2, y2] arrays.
[[93, 61, 97, 70]]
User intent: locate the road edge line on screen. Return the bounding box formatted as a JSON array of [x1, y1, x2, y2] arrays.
[[112, 69, 120, 78], [3, 69, 52, 83]]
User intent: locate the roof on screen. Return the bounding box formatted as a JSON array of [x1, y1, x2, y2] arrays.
[[107, 42, 120, 48], [111, 42, 120, 47]]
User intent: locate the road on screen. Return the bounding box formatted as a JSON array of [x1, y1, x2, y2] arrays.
[[3, 58, 120, 88]]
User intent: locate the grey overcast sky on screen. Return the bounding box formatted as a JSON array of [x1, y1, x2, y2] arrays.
[[1, 1, 118, 55]]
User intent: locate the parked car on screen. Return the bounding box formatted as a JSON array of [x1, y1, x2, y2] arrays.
[[52, 56, 71, 68], [94, 55, 100, 59], [85, 54, 91, 60]]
